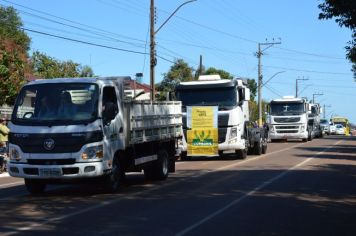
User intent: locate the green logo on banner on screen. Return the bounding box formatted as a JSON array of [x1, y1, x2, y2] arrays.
[[192, 130, 213, 146]]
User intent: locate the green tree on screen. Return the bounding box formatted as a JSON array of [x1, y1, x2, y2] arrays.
[[318, 0, 356, 76], [31, 51, 94, 78], [249, 99, 268, 123], [246, 79, 257, 101], [0, 6, 31, 105], [157, 59, 194, 100], [205, 67, 233, 80]]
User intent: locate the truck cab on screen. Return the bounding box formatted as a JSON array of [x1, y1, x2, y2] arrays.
[[8, 77, 182, 194], [175, 75, 265, 159], [267, 96, 309, 142]]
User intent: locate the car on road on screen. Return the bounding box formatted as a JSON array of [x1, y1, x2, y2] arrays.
[[335, 124, 345, 135], [320, 119, 330, 135], [329, 122, 336, 134]]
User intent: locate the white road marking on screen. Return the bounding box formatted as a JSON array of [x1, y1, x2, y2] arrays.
[[175, 139, 343, 236], [2, 141, 311, 235]]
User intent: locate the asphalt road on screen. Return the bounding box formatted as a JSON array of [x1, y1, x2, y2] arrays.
[[0, 135, 356, 236]]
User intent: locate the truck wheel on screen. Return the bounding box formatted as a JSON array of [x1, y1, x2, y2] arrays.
[[308, 131, 312, 141], [235, 149, 247, 160], [145, 149, 169, 180], [262, 142, 267, 154], [254, 138, 263, 155], [25, 179, 46, 195], [180, 152, 190, 161], [154, 149, 169, 180], [302, 138, 307, 142], [105, 157, 124, 193]]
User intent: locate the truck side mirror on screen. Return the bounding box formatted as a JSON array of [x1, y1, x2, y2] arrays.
[[103, 102, 118, 125]]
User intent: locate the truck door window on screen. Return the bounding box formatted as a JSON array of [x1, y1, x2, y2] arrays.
[[102, 86, 119, 121]]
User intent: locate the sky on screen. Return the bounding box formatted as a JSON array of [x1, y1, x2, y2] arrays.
[[1, 0, 355, 123]]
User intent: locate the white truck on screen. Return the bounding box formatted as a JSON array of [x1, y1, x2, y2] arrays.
[[175, 75, 268, 159], [8, 77, 182, 194], [267, 96, 311, 142], [308, 103, 323, 138]]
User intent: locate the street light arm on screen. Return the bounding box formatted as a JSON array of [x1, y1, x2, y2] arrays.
[[262, 71, 285, 87], [155, 0, 197, 35]]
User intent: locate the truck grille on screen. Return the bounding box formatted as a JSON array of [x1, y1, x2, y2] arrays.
[[276, 126, 299, 129], [27, 159, 76, 165], [276, 130, 298, 134], [274, 117, 300, 123]]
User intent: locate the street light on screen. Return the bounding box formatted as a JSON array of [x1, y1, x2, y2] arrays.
[[312, 92, 323, 104], [150, 0, 197, 101], [296, 77, 309, 97], [262, 71, 285, 87]]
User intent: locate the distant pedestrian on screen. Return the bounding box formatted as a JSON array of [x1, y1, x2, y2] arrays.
[[0, 116, 9, 172]]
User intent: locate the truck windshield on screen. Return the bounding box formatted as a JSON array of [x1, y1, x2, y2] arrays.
[[270, 102, 305, 115], [176, 87, 237, 108], [12, 83, 99, 126]]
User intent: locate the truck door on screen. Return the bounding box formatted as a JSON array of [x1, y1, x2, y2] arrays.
[[101, 86, 123, 160]]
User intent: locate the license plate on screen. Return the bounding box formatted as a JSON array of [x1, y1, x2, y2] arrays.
[[39, 168, 62, 177]]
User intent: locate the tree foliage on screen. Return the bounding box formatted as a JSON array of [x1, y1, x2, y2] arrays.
[[205, 67, 233, 80], [156, 59, 194, 100], [31, 51, 94, 78], [318, 0, 356, 76], [0, 6, 31, 105]]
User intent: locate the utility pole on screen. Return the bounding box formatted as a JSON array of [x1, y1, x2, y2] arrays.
[[150, 0, 156, 101], [296, 77, 309, 97], [150, 0, 197, 101], [199, 55, 203, 77], [257, 40, 281, 127], [312, 92, 323, 104], [323, 104, 331, 119]]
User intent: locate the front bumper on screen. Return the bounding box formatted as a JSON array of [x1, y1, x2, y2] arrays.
[[269, 131, 308, 140], [8, 161, 107, 179]]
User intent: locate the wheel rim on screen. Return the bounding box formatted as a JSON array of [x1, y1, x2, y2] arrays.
[[162, 153, 168, 176]]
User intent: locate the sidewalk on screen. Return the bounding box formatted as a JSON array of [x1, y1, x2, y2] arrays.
[[0, 172, 9, 178]]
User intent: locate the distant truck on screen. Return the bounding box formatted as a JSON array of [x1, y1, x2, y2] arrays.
[[267, 96, 310, 142], [8, 77, 182, 194], [175, 75, 268, 160], [330, 116, 351, 135], [308, 103, 323, 138]]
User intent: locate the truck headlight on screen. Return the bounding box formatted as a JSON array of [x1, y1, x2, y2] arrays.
[[300, 125, 305, 131], [82, 145, 103, 160], [10, 148, 21, 161], [230, 127, 237, 138]]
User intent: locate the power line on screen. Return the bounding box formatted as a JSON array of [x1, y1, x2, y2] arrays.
[[23, 27, 146, 54], [275, 46, 345, 60], [265, 65, 352, 76], [1, 0, 146, 44]]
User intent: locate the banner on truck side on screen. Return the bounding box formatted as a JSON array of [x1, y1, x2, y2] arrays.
[[187, 128, 218, 156], [187, 106, 218, 156]]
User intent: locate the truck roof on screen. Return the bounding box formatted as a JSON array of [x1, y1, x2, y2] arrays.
[[271, 97, 306, 103], [25, 76, 131, 85], [176, 79, 239, 90]]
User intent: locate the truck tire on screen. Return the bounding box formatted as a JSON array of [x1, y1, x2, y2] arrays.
[[235, 149, 247, 160], [308, 130, 312, 141], [145, 149, 169, 180], [104, 156, 125, 193], [25, 179, 46, 195], [254, 137, 263, 155], [154, 149, 169, 180], [262, 142, 267, 154]]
